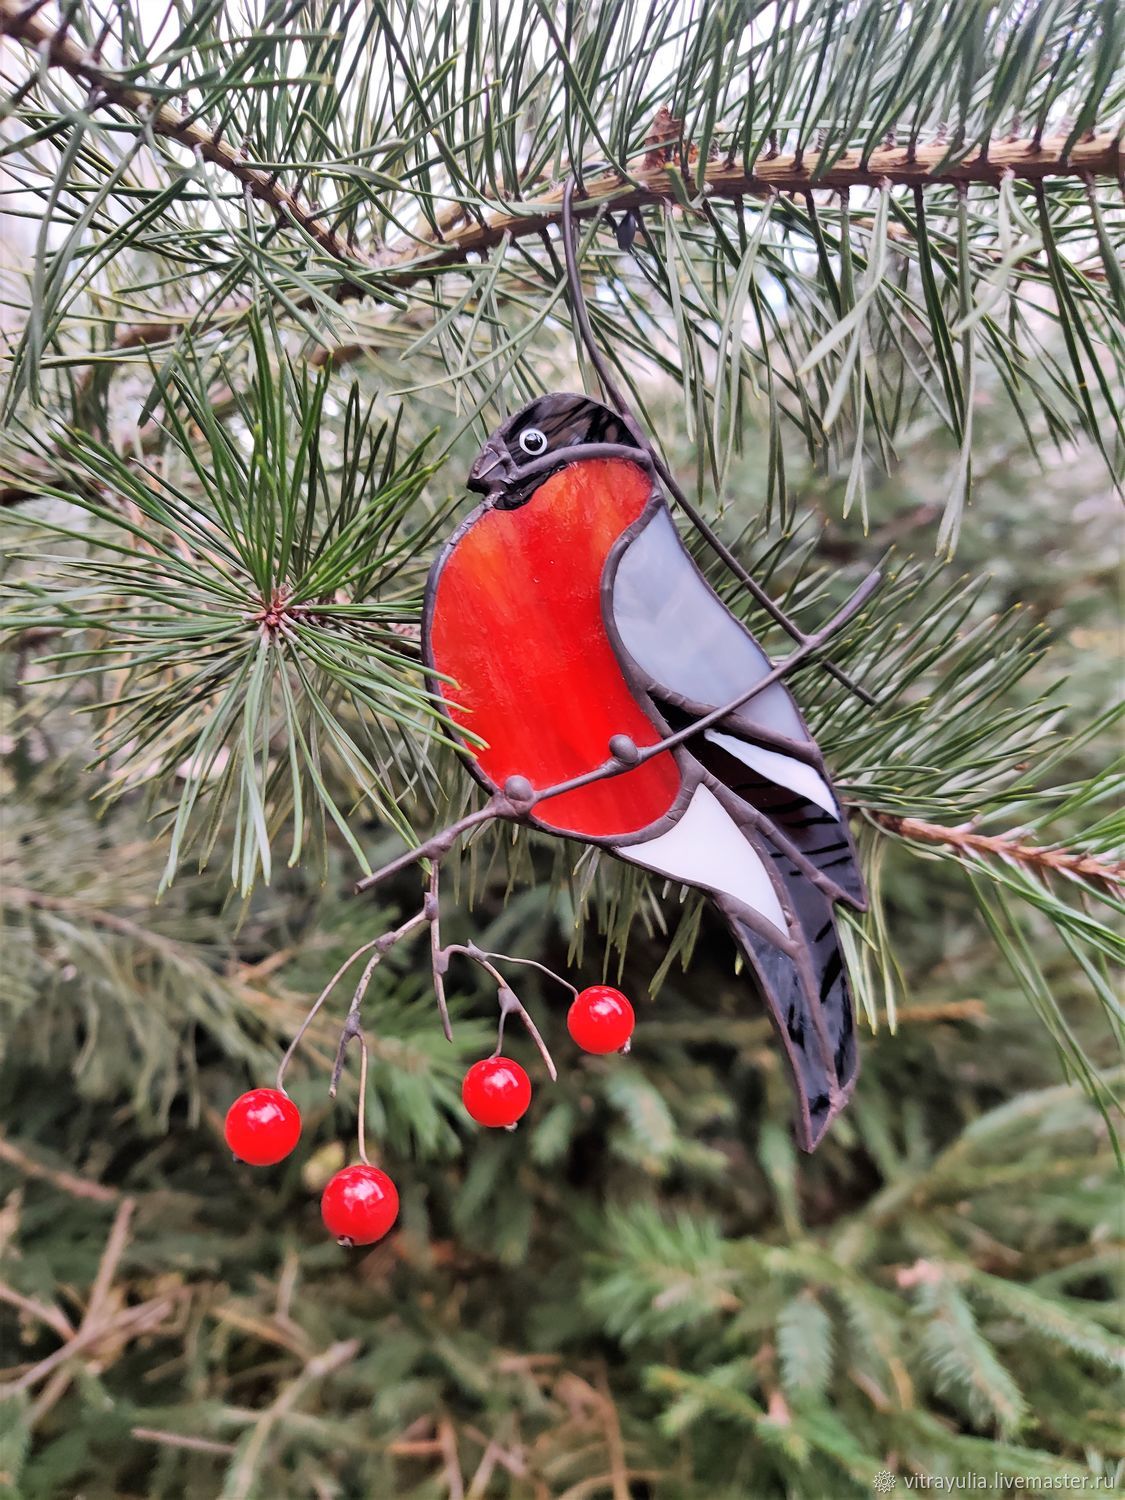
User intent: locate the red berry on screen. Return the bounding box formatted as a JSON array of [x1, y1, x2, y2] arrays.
[[567, 986, 635, 1054], [321, 1164, 399, 1246], [224, 1088, 301, 1166], [461, 1056, 532, 1128]]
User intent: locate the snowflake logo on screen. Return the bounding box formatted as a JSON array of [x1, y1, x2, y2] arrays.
[[873, 1473, 898, 1494]]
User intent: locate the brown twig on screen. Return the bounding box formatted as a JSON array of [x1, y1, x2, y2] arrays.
[[897, 999, 988, 1025], [466, 1436, 512, 1499], [221, 1337, 361, 1500], [276, 902, 436, 1096], [86, 1195, 135, 1315], [0, 1291, 181, 1396], [0, 1132, 118, 1203], [438, 1417, 466, 1500], [595, 1363, 632, 1500], [871, 813, 1125, 888], [0, 1281, 75, 1342], [26, 1194, 136, 1422], [131, 1427, 236, 1457]]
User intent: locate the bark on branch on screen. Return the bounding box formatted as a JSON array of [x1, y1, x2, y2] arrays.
[[371, 135, 1122, 285], [871, 812, 1124, 889]]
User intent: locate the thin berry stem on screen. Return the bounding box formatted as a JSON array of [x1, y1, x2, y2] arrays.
[[276, 937, 383, 1091], [477, 952, 580, 997], [355, 1033, 370, 1166], [277, 906, 432, 1094], [445, 946, 559, 1081]]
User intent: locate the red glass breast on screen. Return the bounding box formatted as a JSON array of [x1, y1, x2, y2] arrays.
[[428, 458, 682, 838]]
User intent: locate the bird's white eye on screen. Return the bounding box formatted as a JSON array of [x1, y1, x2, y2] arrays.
[[518, 427, 548, 456]]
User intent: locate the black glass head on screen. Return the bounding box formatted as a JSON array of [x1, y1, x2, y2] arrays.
[[467, 393, 644, 506]]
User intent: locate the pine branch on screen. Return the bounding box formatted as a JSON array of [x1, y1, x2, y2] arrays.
[[871, 813, 1125, 890], [371, 136, 1122, 279], [0, 317, 374, 508], [0, 0, 374, 277], [67, 302, 255, 395], [4, 884, 196, 950], [1, 0, 1118, 296]]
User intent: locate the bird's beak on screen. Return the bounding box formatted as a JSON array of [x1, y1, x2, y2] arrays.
[[467, 439, 511, 495]]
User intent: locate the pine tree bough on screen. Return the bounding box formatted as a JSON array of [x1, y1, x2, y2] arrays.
[[870, 813, 1125, 888], [378, 135, 1122, 283], [1, 0, 1119, 298], [0, 0, 371, 274], [0, 1132, 118, 1204]]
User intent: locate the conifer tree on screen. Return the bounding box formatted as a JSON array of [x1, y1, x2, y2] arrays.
[[0, 3, 1121, 1497]]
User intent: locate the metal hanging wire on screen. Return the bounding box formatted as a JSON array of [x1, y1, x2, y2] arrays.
[[560, 176, 878, 708]]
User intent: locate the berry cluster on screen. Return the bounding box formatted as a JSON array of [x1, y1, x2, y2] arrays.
[[224, 985, 635, 1245], [460, 986, 635, 1127], [224, 1088, 400, 1247]]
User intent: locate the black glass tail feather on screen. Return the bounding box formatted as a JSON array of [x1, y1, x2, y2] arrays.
[[718, 895, 857, 1153]]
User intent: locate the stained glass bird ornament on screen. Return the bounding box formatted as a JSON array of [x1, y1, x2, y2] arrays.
[[423, 393, 867, 1151]]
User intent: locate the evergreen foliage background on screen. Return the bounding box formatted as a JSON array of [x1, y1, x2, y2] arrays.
[[0, 2, 1122, 1496]]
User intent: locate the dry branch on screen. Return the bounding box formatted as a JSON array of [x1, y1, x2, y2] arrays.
[[131, 1427, 236, 1457], [0, 1131, 119, 1203], [222, 1337, 361, 1500]]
